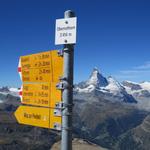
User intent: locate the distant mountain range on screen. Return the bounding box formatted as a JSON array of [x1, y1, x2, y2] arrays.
[[74, 68, 150, 111]]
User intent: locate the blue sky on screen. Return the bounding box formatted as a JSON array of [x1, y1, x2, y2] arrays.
[[0, 0, 150, 87]]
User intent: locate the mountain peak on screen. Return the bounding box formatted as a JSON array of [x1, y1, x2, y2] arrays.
[[106, 76, 124, 91], [93, 67, 100, 73], [91, 67, 100, 75], [86, 68, 108, 87]]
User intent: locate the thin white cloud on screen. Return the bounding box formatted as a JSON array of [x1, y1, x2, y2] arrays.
[[134, 61, 150, 70], [114, 61, 150, 81], [115, 75, 137, 79], [120, 70, 150, 74]]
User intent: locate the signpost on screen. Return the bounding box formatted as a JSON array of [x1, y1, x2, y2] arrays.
[[15, 105, 61, 130], [56, 10, 76, 150], [15, 10, 77, 150]]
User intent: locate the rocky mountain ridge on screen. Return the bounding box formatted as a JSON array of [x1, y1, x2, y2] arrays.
[[75, 68, 150, 110]]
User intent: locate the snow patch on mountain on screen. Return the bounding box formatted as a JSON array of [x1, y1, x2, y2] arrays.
[[140, 82, 150, 91], [104, 76, 125, 95], [9, 88, 19, 93], [122, 80, 150, 110], [123, 81, 150, 92], [76, 85, 95, 93], [122, 81, 150, 96], [9, 88, 19, 96]]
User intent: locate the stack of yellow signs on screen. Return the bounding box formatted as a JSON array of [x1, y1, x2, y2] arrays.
[[15, 50, 63, 130]]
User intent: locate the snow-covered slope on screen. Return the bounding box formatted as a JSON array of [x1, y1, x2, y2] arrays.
[[140, 82, 150, 91], [104, 76, 125, 95], [75, 85, 95, 93], [0, 87, 19, 103], [123, 81, 150, 92], [122, 81, 150, 110], [122, 81, 142, 91], [9, 88, 19, 96], [122, 81, 150, 96]]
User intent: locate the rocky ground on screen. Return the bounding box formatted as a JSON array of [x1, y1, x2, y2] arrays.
[[51, 138, 107, 150]]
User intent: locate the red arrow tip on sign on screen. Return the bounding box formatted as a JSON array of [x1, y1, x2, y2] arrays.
[[19, 91, 22, 96], [18, 67, 21, 72]]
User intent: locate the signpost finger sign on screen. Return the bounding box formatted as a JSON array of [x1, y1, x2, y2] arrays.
[[15, 49, 63, 130], [15, 105, 61, 130], [20, 83, 62, 108], [18, 50, 63, 83]]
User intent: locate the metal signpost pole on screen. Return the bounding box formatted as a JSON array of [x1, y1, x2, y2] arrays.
[[61, 10, 75, 150]]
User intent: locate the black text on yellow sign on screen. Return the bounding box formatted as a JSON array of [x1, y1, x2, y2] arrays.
[[15, 105, 61, 130], [19, 50, 63, 83], [21, 83, 61, 108]]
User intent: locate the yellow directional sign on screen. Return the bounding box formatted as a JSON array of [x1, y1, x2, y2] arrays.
[[21, 83, 62, 108], [21, 51, 51, 70], [51, 50, 63, 82], [16, 50, 63, 130], [22, 68, 52, 83], [15, 105, 62, 130], [19, 50, 63, 83]]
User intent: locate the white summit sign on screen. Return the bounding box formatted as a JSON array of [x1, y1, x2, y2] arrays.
[[55, 17, 77, 45]]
